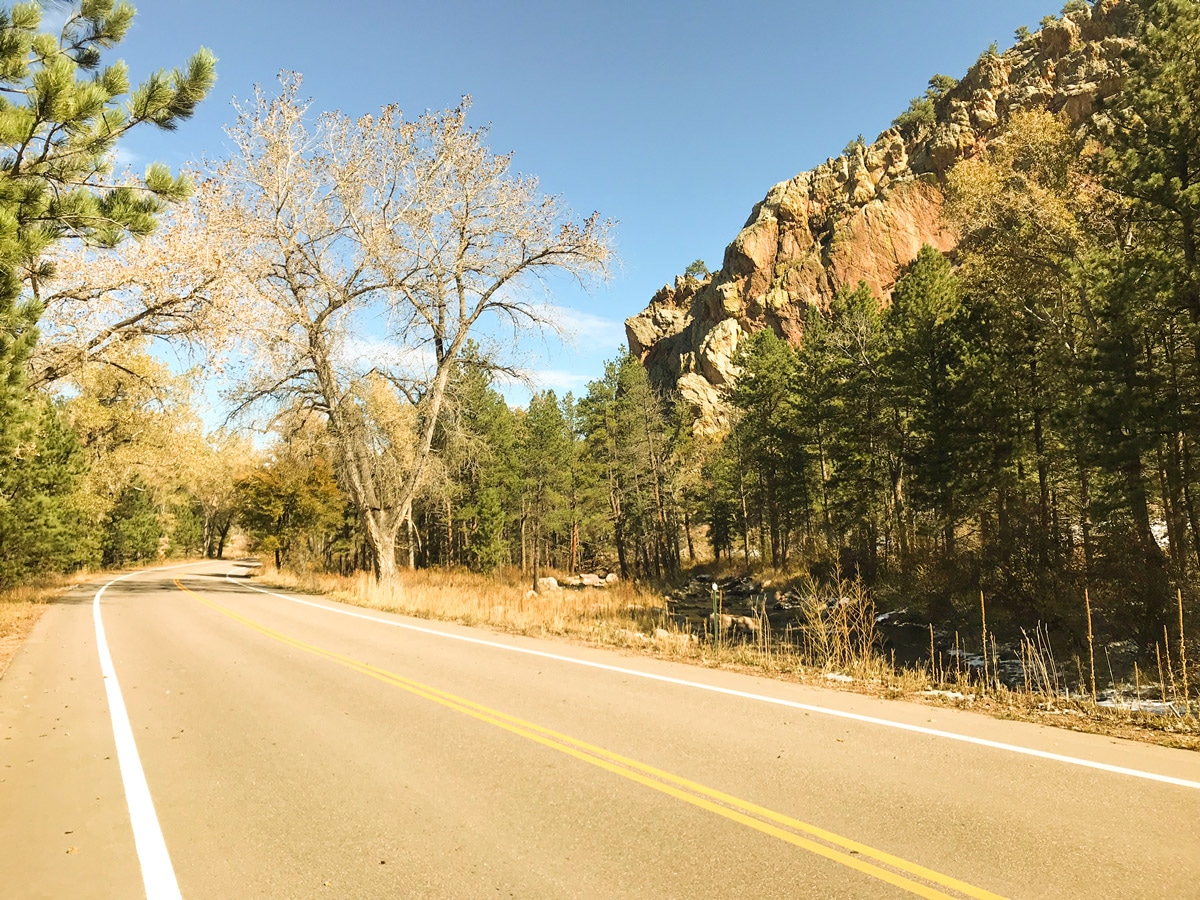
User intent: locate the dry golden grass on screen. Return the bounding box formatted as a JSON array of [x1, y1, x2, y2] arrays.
[[254, 565, 670, 639], [0, 573, 96, 677]]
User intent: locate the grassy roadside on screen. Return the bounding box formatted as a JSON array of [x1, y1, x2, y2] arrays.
[[0, 573, 96, 679], [249, 564, 1200, 753], [0, 560, 207, 680], [249, 564, 670, 643]]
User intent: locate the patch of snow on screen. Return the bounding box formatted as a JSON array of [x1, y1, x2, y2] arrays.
[[1097, 698, 1187, 717]]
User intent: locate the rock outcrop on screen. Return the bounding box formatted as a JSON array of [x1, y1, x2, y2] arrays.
[[626, 0, 1136, 433]]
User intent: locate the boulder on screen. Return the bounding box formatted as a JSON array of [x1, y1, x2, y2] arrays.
[[653, 628, 697, 653], [535, 577, 559, 594], [707, 612, 762, 640]]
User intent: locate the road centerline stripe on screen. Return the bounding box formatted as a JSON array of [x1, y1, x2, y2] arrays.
[[178, 577, 1004, 900], [94, 564, 196, 900], [224, 572, 1200, 793]]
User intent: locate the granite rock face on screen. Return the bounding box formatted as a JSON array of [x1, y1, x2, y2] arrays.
[[626, 1, 1135, 433]]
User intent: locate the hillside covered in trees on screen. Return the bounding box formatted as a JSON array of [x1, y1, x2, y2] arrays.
[[610, 0, 1200, 643]]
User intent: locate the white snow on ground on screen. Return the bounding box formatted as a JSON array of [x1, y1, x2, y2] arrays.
[[917, 689, 970, 701], [1097, 698, 1189, 717]]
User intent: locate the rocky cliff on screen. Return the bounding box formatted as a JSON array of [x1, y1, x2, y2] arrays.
[[626, 0, 1136, 433]]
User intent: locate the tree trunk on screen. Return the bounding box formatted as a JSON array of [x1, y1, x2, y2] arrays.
[[216, 519, 230, 560], [532, 522, 541, 591], [1181, 437, 1200, 571], [738, 469, 751, 566], [611, 482, 629, 580], [682, 506, 696, 563], [1078, 458, 1094, 577], [203, 513, 216, 559], [1159, 439, 1188, 577], [890, 456, 909, 561], [1123, 448, 1167, 576], [520, 503, 528, 573], [1033, 404, 1051, 565], [363, 511, 401, 583], [816, 422, 832, 544]]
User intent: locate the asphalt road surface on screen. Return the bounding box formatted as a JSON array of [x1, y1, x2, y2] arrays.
[[2, 561, 1199, 899]]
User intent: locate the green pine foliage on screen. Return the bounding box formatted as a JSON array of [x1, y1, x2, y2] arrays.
[[0, 399, 94, 587], [520, 390, 573, 580], [0, 2, 213, 587], [892, 74, 958, 134], [451, 360, 521, 572], [579, 353, 689, 579], [101, 474, 161, 566], [0, 2, 215, 270]]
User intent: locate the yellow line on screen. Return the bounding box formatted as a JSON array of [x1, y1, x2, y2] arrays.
[[174, 579, 1006, 900]]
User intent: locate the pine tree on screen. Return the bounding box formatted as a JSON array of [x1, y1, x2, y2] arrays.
[[0, 2, 214, 341], [727, 327, 804, 567], [1100, 0, 1200, 367], [822, 282, 890, 575], [884, 245, 968, 556], [518, 391, 572, 583], [0, 2, 214, 582], [101, 474, 162, 566], [0, 400, 93, 586], [578, 352, 686, 579], [446, 353, 520, 572]]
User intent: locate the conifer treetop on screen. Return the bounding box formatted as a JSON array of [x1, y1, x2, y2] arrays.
[[0, 0, 216, 288]]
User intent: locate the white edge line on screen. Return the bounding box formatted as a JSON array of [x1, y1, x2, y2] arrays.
[[219, 573, 1200, 793], [95, 564, 194, 900]]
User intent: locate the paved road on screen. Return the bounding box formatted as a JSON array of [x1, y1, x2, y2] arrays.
[[2, 562, 1199, 898]]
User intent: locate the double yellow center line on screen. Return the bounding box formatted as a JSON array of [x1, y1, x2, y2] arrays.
[[174, 578, 1005, 900]]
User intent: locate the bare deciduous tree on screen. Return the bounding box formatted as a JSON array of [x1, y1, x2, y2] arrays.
[[30, 200, 234, 390], [204, 73, 612, 581]]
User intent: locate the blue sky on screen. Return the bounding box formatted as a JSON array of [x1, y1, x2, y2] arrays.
[[101, 0, 1063, 405]]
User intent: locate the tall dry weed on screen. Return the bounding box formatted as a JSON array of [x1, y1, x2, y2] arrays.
[[794, 572, 880, 673]]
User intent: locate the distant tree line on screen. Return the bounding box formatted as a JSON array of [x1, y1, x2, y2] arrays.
[[234, 346, 699, 586]]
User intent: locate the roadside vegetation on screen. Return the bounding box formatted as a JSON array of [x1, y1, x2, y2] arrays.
[[0, 582, 55, 673], [0, 569, 113, 676], [255, 563, 667, 640]]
